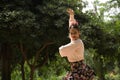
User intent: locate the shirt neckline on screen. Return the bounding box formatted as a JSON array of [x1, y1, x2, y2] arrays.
[[71, 39, 80, 43]]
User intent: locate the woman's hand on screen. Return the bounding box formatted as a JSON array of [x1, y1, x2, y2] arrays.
[[67, 8, 74, 15]]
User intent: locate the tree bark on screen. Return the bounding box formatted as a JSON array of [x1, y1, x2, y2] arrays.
[[1, 43, 11, 80], [21, 60, 25, 80], [30, 66, 35, 80]]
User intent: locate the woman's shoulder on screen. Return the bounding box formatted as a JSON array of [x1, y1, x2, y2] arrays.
[[73, 39, 84, 46]]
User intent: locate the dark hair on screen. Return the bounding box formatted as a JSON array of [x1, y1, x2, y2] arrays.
[[69, 24, 79, 31]]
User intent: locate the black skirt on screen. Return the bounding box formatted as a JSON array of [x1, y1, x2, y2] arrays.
[[63, 60, 95, 80]]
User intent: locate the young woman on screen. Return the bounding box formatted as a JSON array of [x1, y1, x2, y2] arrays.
[[59, 9, 95, 80]]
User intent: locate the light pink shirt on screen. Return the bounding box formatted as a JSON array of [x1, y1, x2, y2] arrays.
[[59, 39, 84, 62]]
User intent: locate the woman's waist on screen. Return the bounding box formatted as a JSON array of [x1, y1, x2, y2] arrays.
[[70, 59, 84, 63], [70, 60, 84, 67], [67, 56, 84, 63]]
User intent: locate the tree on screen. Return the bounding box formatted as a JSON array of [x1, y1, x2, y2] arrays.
[[81, 0, 120, 79], [0, 0, 84, 80]]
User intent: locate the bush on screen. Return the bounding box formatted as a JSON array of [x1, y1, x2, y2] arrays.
[[105, 73, 120, 80], [37, 53, 69, 80]]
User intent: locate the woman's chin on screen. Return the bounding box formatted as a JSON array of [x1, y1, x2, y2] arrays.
[[71, 38, 77, 41]]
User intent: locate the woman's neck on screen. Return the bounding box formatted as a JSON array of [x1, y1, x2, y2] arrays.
[[71, 38, 80, 42]]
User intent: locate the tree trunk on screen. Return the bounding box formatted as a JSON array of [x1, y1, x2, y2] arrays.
[[21, 60, 25, 80], [30, 66, 35, 80], [1, 43, 11, 80], [93, 55, 105, 80]]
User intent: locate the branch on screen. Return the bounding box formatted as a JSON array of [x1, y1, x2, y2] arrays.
[[35, 47, 49, 69], [33, 42, 54, 65], [19, 40, 31, 66]]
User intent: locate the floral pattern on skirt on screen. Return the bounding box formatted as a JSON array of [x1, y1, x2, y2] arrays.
[[63, 60, 95, 80]]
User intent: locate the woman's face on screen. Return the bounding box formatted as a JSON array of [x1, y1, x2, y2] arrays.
[[69, 28, 80, 41]]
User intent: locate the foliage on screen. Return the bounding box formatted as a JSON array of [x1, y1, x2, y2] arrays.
[[0, 0, 120, 80], [38, 53, 69, 80], [10, 53, 69, 80]]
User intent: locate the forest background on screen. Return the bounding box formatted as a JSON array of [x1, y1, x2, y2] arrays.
[[0, 0, 120, 80]]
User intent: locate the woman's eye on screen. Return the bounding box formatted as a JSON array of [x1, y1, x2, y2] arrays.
[[70, 32, 77, 35]]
